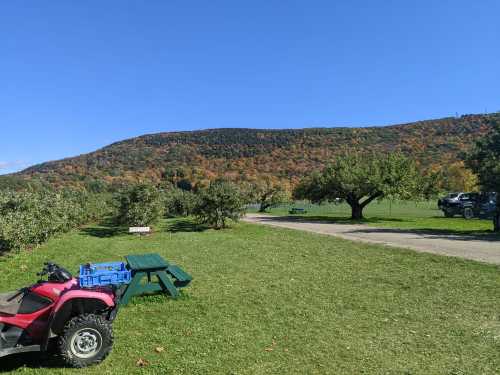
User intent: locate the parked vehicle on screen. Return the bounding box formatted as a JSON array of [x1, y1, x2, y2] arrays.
[[478, 192, 497, 219], [0, 262, 118, 367], [438, 192, 496, 219], [437, 192, 462, 210], [0, 256, 192, 367], [439, 192, 477, 218]]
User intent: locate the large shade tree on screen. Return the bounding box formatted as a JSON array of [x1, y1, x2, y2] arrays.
[[294, 152, 421, 220], [466, 116, 500, 231], [252, 178, 290, 212]]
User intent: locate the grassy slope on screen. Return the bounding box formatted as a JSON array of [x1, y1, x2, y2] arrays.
[[252, 200, 496, 234], [1, 219, 499, 374]]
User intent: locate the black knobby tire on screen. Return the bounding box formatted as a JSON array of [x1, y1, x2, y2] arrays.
[[58, 314, 113, 368], [444, 210, 453, 218], [463, 207, 474, 220]]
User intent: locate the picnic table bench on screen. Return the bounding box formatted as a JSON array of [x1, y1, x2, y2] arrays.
[[289, 208, 307, 215], [119, 253, 192, 305]]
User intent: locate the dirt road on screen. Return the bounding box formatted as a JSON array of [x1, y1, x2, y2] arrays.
[[243, 213, 500, 265]]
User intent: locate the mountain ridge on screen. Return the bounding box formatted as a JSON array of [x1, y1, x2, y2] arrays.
[[14, 113, 499, 189]]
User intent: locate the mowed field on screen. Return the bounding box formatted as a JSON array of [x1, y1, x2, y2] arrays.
[[250, 200, 495, 234], [0, 218, 499, 375]]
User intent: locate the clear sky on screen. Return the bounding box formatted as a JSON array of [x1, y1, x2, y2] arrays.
[[1, 1, 499, 174]]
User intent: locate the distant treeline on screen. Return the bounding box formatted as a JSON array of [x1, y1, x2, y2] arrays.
[[11, 113, 498, 190]]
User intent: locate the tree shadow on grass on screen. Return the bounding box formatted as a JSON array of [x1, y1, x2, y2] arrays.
[[79, 220, 128, 238], [167, 219, 209, 233], [0, 352, 69, 372], [0, 240, 10, 257]]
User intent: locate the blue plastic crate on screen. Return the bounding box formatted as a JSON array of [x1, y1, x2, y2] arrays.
[[79, 262, 132, 288]]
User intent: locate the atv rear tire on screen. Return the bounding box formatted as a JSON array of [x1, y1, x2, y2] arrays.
[[444, 210, 453, 218], [58, 314, 113, 368]]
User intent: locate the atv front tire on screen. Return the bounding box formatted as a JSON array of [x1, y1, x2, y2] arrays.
[[58, 314, 113, 368]]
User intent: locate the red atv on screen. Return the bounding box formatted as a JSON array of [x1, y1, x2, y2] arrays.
[[0, 262, 118, 367]]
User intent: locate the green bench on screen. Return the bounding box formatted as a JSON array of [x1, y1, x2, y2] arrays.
[[119, 253, 192, 305], [289, 208, 307, 215]]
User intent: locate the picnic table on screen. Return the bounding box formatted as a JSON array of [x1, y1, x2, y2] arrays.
[[119, 253, 192, 305], [289, 207, 307, 215]]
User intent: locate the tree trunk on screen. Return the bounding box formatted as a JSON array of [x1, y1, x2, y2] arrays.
[[347, 192, 383, 220], [350, 201, 364, 220], [258, 202, 269, 212], [494, 211, 500, 232], [259, 192, 271, 212]]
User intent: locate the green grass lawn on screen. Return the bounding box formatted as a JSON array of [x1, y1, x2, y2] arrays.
[[1, 219, 499, 374], [251, 200, 496, 235]]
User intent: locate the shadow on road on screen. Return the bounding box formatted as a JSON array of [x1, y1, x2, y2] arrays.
[[251, 215, 500, 242], [344, 227, 500, 242]]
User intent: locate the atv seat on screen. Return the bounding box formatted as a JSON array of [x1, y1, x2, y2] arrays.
[[0, 291, 24, 316]]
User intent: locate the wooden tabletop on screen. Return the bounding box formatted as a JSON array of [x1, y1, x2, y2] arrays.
[[125, 253, 169, 271]]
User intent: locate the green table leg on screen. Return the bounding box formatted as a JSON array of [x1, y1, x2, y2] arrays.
[[120, 271, 146, 305], [119, 270, 180, 305], [156, 271, 180, 298]]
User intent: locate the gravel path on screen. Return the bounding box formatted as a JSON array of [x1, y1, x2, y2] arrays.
[[243, 213, 500, 265]]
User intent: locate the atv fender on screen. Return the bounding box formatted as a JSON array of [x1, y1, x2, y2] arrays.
[[53, 290, 115, 313], [42, 291, 115, 351]]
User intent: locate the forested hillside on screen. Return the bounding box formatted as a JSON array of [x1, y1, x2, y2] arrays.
[[13, 114, 498, 190]]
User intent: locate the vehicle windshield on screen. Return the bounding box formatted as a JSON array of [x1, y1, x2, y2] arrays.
[[448, 193, 459, 198]]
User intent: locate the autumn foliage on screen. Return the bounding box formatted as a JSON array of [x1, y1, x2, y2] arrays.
[[14, 114, 497, 191]]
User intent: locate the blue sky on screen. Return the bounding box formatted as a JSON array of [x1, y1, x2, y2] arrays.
[[1, 1, 499, 174]]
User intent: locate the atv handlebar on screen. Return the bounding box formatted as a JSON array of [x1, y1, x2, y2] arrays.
[[37, 262, 73, 283], [37, 262, 59, 277]]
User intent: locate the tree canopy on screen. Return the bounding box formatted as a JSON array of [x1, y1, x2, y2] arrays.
[[250, 179, 289, 212], [193, 179, 245, 229], [115, 183, 163, 226], [466, 118, 500, 231], [294, 152, 421, 219], [164, 187, 196, 217]]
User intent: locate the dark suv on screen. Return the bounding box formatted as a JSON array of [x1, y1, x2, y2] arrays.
[[438, 192, 497, 219], [478, 192, 497, 219], [438, 192, 480, 219]]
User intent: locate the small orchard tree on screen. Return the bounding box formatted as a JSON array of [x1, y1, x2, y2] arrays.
[[294, 152, 421, 220], [115, 184, 163, 226], [466, 116, 500, 231], [193, 179, 245, 229], [164, 188, 196, 217]]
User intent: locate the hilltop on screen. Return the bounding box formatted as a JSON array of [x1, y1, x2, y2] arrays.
[[13, 114, 498, 189]]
